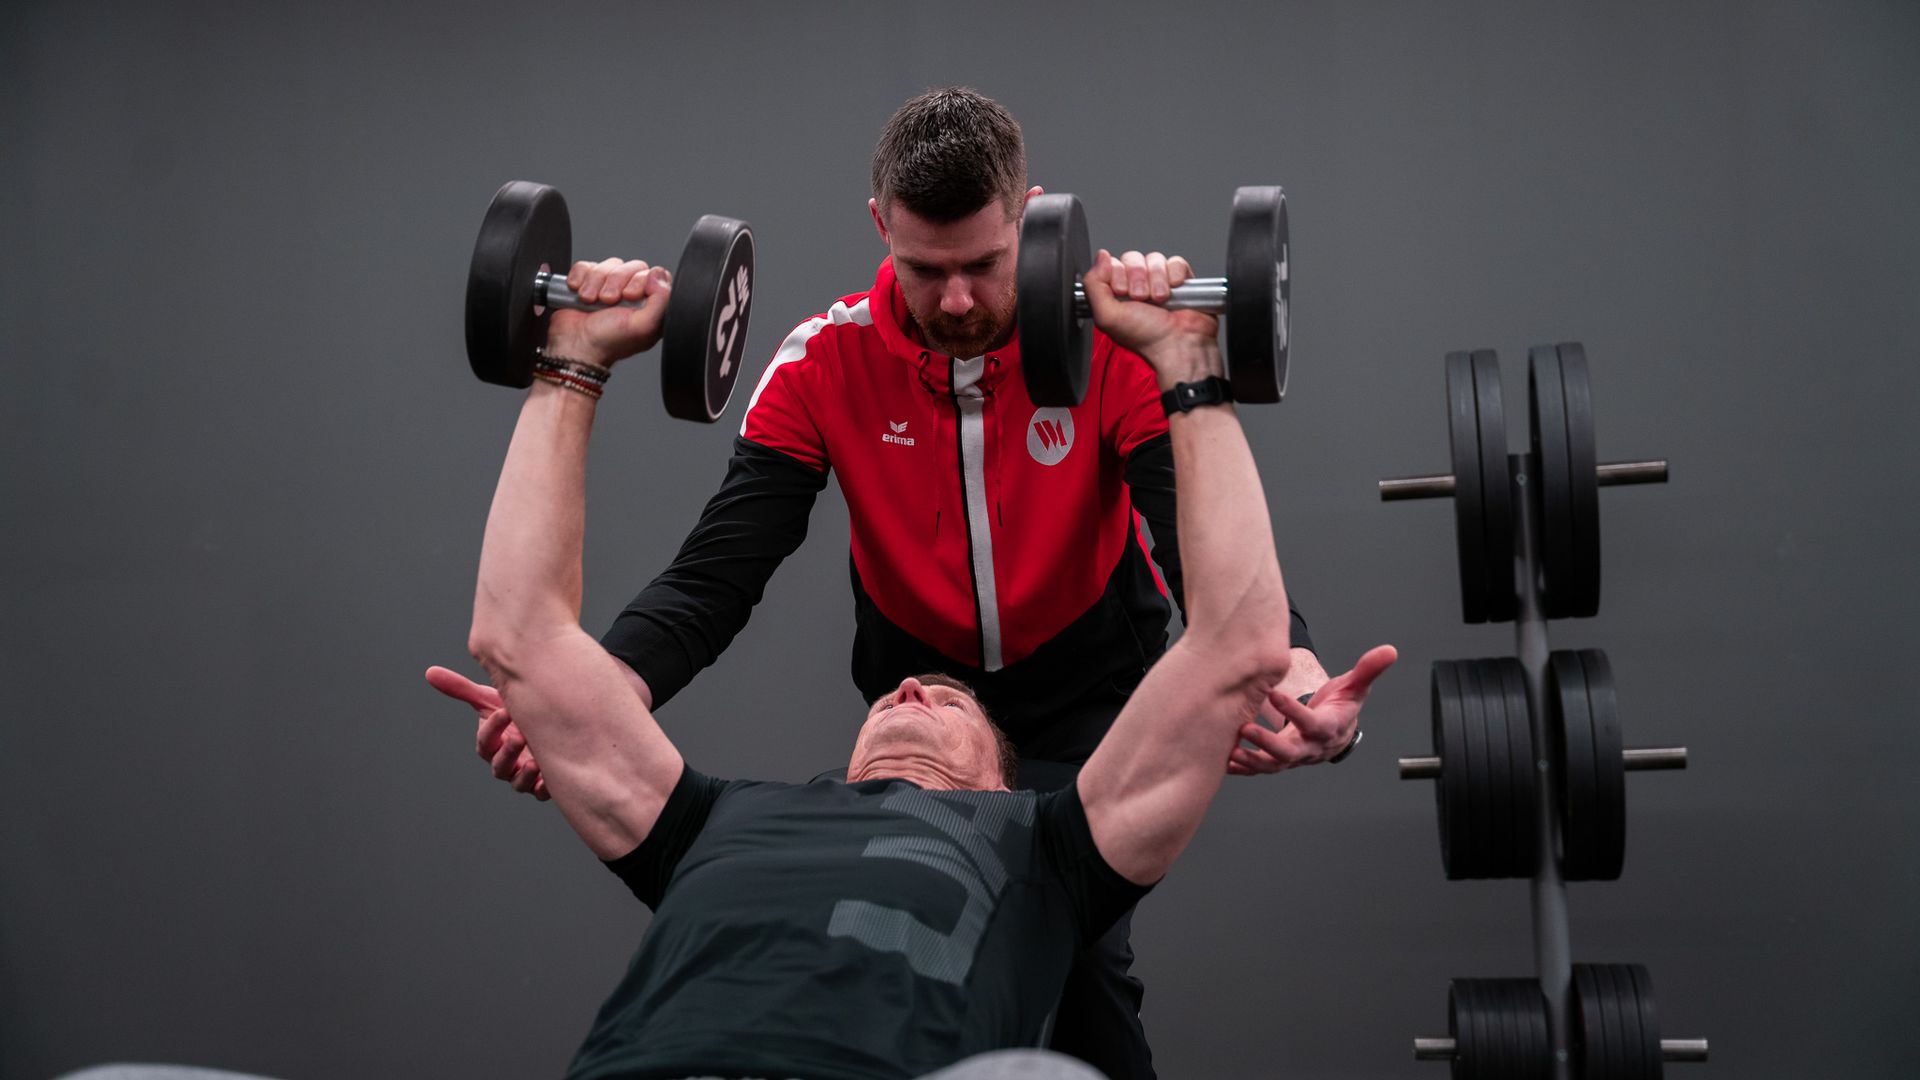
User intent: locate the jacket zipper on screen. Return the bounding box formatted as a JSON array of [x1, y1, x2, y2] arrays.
[[951, 354, 1002, 671]]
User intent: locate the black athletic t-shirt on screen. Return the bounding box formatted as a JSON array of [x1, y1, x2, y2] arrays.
[[566, 766, 1151, 1080]]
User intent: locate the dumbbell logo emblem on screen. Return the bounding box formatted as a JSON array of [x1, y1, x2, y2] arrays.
[[1275, 243, 1289, 353], [716, 266, 750, 379]]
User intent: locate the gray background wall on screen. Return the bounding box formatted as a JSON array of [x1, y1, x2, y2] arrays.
[[4, 1, 1915, 1077]]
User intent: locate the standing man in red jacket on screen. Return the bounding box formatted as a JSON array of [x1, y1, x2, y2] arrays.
[[447, 88, 1377, 1078]]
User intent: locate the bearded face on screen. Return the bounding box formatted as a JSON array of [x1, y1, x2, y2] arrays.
[[874, 196, 1026, 359]]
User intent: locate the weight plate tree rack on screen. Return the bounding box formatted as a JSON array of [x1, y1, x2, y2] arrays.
[[1382, 346, 1706, 1078]]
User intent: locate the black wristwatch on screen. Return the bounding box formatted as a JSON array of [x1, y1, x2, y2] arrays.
[[1328, 727, 1362, 764], [1161, 375, 1234, 416]]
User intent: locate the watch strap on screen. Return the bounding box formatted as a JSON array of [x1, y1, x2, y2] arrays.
[[1161, 375, 1234, 416]]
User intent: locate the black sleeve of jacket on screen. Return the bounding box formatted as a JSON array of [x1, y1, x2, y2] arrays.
[[600, 436, 829, 709], [1123, 432, 1316, 654]]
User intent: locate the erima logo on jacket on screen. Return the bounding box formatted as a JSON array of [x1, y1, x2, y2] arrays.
[[882, 420, 915, 446]]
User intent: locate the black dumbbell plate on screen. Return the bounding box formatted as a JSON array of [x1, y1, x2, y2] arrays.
[[466, 180, 572, 388], [1224, 185, 1289, 404], [661, 215, 755, 422], [1017, 193, 1093, 407]]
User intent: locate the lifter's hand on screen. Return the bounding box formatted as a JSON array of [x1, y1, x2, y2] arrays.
[[543, 258, 673, 369], [1082, 249, 1220, 388], [424, 666, 550, 801], [1228, 645, 1398, 773]]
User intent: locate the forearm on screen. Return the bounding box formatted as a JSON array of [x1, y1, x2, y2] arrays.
[[1131, 429, 1328, 721], [458, 258, 689, 855], [466, 381, 682, 857], [1156, 344, 1290, 673], [469, 381, 593, 673], [1080, 340, 1293, 883]]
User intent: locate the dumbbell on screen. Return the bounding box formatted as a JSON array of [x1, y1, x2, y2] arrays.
[[1017, 186, 1288, 407], [1379, 345, 1668, 622], [1400, 649, 1687, 882], [463, 180, 755, 422], [1413, 966, 1707, 1078]]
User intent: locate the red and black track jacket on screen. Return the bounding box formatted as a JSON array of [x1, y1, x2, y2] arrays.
[[603, 258, 1310, 760]]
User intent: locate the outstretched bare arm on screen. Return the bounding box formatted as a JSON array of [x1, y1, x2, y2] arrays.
[[460, 258, 684, 860], [1076, 248, 1393, 884]]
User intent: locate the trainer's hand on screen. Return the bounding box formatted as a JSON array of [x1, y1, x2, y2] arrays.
[[424, 665, 550, 801], [1081, 248, 1219, 386], [544, 258, 673, 368], [1228, 645, 1398, 773]]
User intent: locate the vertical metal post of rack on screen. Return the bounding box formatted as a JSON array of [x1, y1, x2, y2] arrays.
[[1511, 453, 1572, 1079]]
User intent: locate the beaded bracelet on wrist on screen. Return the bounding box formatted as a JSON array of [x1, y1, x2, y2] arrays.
[[533, 349, 611, 383], [532, 368, 605, 400], [532, 349, 611, 400]]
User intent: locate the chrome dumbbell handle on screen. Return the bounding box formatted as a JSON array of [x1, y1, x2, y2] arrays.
[[533, 269, 650, 313], [1069, 277, 1230, 316]]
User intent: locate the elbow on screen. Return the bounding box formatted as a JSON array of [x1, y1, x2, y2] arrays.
[[466, 619, 514, 686], [1185, 607, 1291, 697], [1223, 577, 1294, 691], [1204, 629, 1290, 710], [468, 591, 580, 687], [466, 595, 536, 686], [1246, 624, 1293, 691]]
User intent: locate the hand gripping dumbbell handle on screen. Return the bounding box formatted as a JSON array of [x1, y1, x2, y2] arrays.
[[532, 269, 651, 313], [1398, 746, 1688, 779], [1412, 1036, 1709, 1062], [1379, 459, 1668, 500], [1070, 277, 1230, 316]]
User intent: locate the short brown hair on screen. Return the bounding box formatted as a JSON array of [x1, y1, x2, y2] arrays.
[[899, 672, 1019, 787], [871, 87, 1027, 224]]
